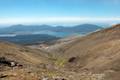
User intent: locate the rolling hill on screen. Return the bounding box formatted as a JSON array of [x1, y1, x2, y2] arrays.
[[0, 34, 60, 45], [0, 24, 103, 35]]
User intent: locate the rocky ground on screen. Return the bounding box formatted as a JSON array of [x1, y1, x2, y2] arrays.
[[1, 24, 120, 80]]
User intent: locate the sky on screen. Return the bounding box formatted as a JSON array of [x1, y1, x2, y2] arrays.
[[0, 0, 120, 25]]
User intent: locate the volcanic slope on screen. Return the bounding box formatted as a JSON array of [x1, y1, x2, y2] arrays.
[[57, 24, 120, 80]]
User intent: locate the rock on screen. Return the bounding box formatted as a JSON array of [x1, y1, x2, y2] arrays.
[[68, 57, 77, 63], [42, 77, 49, 80], [0, 74, 8, 78], [10, 61, 16, 67], [0, 57, 21, 68]]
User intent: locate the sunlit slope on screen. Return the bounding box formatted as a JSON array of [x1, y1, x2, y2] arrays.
[[60, 24, 120, 73], [0, 42, 49, 65]]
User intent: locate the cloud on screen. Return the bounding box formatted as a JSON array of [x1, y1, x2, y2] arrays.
[[0, 17, 120, 25]]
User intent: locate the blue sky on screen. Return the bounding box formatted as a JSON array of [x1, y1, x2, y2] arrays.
[[0, 0, 120, 25]]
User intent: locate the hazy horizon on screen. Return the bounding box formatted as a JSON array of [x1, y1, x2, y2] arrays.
[[0, 0, 120, 25]]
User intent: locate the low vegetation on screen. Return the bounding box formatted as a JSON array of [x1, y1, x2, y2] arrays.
[[1, 24, 120, 80]]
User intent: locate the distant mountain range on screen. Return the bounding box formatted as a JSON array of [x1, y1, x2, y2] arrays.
[[0, 24, 103, 36], [0, 24, 103, 45]]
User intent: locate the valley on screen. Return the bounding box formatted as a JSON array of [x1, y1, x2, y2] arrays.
[[0, 24, 120, 80], [1, 0, 120, 79]]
